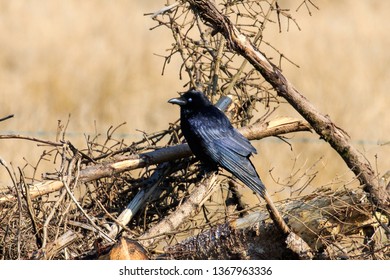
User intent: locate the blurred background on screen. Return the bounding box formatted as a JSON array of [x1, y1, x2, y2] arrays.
[[0, 0, 389, 198]]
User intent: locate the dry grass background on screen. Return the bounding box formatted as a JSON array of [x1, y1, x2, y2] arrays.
[[0, 0, 389, 200]]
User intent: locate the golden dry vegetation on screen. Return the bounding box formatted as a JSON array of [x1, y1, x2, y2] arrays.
[[0, 0, 389, 199]]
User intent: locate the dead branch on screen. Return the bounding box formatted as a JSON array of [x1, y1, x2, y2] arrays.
[[0, 134, 62, 146], [0, 114, 14, 122], [108, 162, 175, 239], [137, 173, 219, 248], [34, 230, 81, 260], [186, 0, 389, 213]]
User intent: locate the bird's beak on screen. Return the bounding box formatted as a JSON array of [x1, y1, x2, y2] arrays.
[[168, 96, 187, 106]]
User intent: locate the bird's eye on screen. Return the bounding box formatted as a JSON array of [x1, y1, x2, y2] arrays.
[[188, 97, 193, 102]]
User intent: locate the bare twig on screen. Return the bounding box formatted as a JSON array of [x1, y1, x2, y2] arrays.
[[41, 188, 67, 250], [0, 134, 62, 146], [61, 153, 114, 243], [0, 114, 14, 122], [19, 168, 42, 248]]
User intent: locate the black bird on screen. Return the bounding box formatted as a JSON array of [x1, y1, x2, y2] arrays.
[[168, 89, 265, 197], [169, 89, 290, 234]]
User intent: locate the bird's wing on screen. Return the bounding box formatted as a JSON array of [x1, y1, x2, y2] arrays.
[[205, 122, 257, 156], [210, 136, 258, 176], [207, 136, 265, 195], [223, 129, 257, 156], [196, 108, 257, 155]]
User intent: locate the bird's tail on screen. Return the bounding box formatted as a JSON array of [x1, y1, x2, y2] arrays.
[[230, 159, 266, 198]]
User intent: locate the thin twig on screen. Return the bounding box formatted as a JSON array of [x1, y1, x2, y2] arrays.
[[61, 154, 114, 243], [0, 134, 62, 146], [19, 168, 42, 247], [0, 114, 14, 122]]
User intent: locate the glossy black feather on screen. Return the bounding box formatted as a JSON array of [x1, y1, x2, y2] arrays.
[[169, 89, 265, 196]]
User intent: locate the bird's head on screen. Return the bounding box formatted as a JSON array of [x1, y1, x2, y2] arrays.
[[168, 89, 212, 111]]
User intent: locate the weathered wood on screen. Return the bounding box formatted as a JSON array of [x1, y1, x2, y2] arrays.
[[100, 237, 149, 260], [162, 189, 384, 259], [33, 230, 81, 260]]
